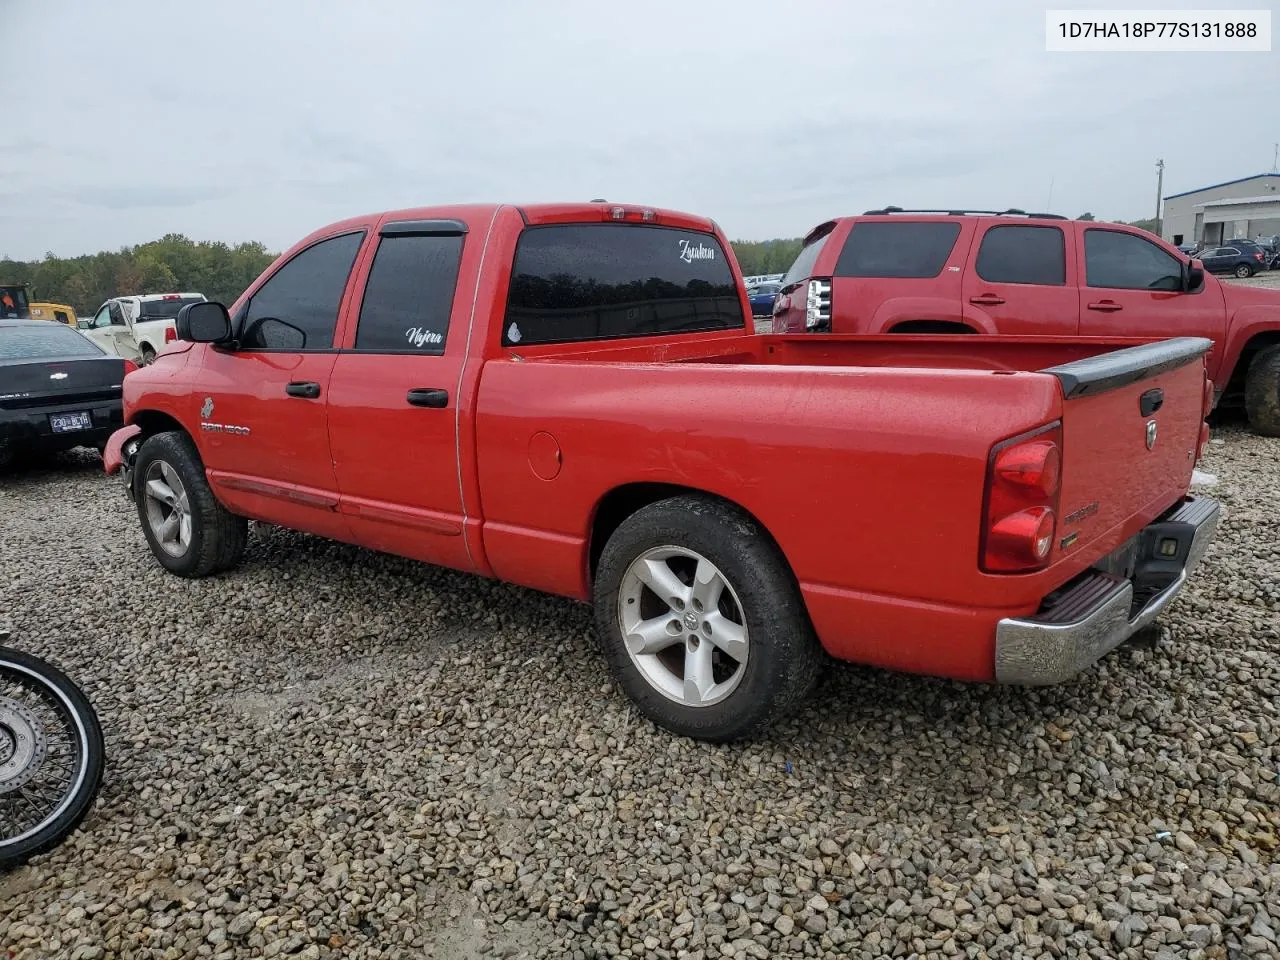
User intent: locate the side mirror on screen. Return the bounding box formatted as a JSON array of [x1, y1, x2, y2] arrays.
[[177, 301, 232, 343], [1184, 261, 1205, 293], [76, 319, 90, 330]]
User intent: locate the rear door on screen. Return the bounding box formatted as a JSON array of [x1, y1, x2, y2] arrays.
[[961, 221, 1079, 335], [326, 218, 476, 573], [196, 229, 366, 540], [1074, 226, 1227, 376]]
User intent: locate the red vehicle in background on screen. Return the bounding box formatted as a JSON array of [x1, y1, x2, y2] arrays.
[[103, 201, 1219, 741], [772, 208, 1280, 436]]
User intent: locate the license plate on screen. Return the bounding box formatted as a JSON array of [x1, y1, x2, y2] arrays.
[[49, 411, 93, 433]]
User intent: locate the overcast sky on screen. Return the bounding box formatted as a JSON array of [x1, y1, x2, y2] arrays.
[[2, 0, 1276, 259]]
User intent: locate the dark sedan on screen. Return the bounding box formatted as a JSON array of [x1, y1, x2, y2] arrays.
[[747, 281, 781, 318], [1196, 245, 1266, 278], [0, 319, 133, 468]]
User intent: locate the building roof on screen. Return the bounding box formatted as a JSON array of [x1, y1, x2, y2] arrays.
[[1164, 173, 1280, 201], [1199, 194, 1280, 208]]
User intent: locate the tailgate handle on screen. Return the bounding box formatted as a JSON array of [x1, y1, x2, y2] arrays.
[[1139, 388, 1164, 417], [969, 294, 1005, 306], [1087, 300, 1124, 312]]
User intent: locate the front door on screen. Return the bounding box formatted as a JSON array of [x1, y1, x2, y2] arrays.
[[1075, 226, 1228, 378], [326, 221, 475, 572], [961, 221, 1079, 335], [196, 229, 367, 541], [86, 302, 142, 361]]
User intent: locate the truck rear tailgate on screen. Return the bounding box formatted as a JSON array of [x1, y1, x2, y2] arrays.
[[1046, 337, 1212, 564]]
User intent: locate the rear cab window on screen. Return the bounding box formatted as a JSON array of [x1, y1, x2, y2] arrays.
[[503, 223, 744, 346], [137, 296, 205, 320]]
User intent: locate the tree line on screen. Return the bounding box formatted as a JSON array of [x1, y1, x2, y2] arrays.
[[0, 234, 278, 316]]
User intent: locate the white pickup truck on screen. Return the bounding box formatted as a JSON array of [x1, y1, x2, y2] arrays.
[[79, 293, 206, 364]]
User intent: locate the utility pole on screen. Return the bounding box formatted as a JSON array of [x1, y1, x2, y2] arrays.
[[1273, 142, 1278, 173], [1154, 158, 1165, 238]]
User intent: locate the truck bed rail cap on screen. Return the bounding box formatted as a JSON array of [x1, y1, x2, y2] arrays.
[[1042, 337, 1213, 399]]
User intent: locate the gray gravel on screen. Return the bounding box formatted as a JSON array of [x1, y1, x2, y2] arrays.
[[1, 422, 1277, 960]]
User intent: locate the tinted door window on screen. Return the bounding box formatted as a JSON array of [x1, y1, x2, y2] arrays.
[[503, 224, 744, 346], [1085, 230, 1183, 291], [835, 221, 962, 278], [974, 225, 1066, 285], [355, 233, 464, 354], [241, 231, 365, 350], [108, 303, 127, 326]]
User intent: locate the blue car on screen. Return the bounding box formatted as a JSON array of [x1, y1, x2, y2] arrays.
[[747, 281, 781, 318]]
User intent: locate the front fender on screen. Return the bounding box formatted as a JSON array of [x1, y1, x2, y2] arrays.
[[103, 424, 142, 476], [1220, 309, 1280, 383]]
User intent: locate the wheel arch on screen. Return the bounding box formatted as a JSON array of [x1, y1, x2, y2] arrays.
[[586, 482, 794, 588], [130, 409, 187, 440], [887, 319, 979, 335], [1220, 327, 1280, 405]]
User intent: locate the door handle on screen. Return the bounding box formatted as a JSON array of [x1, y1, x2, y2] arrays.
[[968, 294, 1005, 306], [285, 381, 322, 399], [1087, 300, 1123, 312], [406, 388, 449, 408]]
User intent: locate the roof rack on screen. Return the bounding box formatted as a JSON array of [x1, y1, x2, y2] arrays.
[[862, 206, 1068, 220]]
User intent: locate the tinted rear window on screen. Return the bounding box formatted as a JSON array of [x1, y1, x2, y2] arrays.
[[0, 324, 104, 360], [781, 229, 833, 286], [503, 224, 744, 346], [974, 225, 1066, 285], [835, 221, 962, 278], [137, 296, 205, 320]]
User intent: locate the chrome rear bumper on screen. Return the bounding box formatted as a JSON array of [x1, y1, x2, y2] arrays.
[[994, 496, 1221, 686]]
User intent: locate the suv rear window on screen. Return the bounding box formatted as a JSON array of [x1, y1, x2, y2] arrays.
[[781, 227, 834, 287], [503, 224, 744, 346], [835, 221, 961, 278], [137, 296, 205, 320]]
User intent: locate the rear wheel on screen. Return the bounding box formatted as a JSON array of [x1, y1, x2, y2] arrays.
[[1234, 263, 1254, 279], [1245, 344, 1280, 437], [134, 431, 247, 577], [139, 344, 156, 365], [592, 495, 822, 741]]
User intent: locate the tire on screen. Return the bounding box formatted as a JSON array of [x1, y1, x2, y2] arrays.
[[0, 647, 105, 869], [1244, 344, 1280, 438], [139, 344, 156, 365], [133, 431, 247, 577], [592, 495, 822, 742], [1234, 263, 1254, 279]]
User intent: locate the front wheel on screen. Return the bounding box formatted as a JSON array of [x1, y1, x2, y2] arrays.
[[1245, 344, 1280, 437], [592, 495, 822, 741], [0, 646, 104, 869], [134, 431, 248, 577], [1235, 263, 1254, 278]]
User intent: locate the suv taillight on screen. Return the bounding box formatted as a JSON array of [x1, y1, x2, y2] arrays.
[[805, 278, 832, 331], [981, 423, 1063, 574]]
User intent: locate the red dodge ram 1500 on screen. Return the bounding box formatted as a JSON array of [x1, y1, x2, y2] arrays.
[[772, 209, 1280, 436], [103, 201, 1222, 741]]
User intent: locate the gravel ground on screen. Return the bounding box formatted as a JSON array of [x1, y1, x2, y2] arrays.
[[1, 424, 1277, 960]]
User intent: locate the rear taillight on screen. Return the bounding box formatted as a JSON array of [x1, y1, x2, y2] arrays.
[[123, 359, 138, 375], [164, 327, 176, 343], [981, 423, 1063, 574], [805, 278, 832, 331], [1256, 253, 1265, 262]]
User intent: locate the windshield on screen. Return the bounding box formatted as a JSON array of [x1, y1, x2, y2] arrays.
[[137, 296, 205, 320], [0, 285, 31, 320], [0, 323, 105, 360]]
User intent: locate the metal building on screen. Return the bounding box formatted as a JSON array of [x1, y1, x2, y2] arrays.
[[1161, 173, 1280, 246]]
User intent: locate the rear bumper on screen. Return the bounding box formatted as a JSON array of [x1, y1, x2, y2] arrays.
[[994, 495, 1221, 685], [0, 401, 122, 452]]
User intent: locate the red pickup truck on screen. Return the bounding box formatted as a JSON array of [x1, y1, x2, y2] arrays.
[[103, 201, 1221, 741], [771, 208, 1280, 436]]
